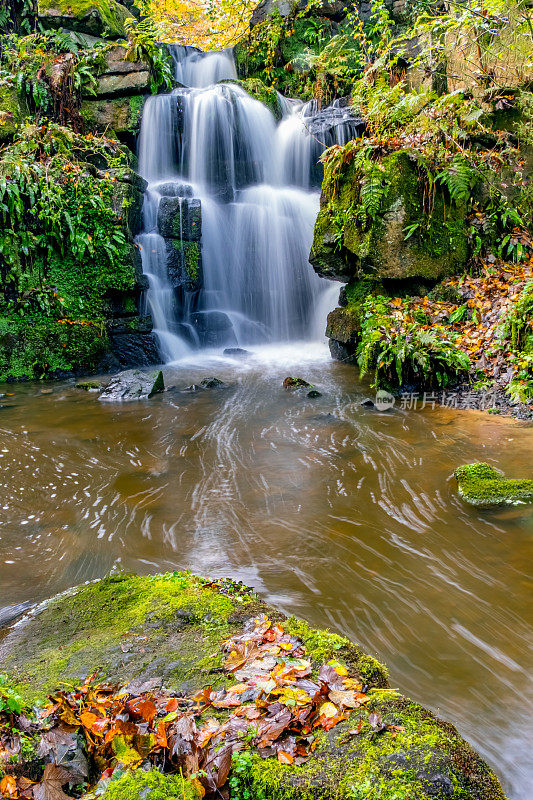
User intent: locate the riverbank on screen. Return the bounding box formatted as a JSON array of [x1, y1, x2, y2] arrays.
[[0, 571, 506, 799]]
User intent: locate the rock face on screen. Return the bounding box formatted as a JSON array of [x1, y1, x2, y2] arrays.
[[310, 151, 469, 285], [81, 45, 151, 142], [0, 573, 506, 800], [454, 462, 533, 507], [38, 0, 134, 38], [155, 195, 203, 292]]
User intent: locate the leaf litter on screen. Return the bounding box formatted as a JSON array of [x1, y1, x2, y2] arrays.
[[0, 615, 401, 798]]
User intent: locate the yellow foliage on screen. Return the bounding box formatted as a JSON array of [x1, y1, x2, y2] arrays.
[[148, 0, 257, 50]]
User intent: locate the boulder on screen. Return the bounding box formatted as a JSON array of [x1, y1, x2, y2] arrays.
[[101, 44, 150, 75], [81, 96, 145, 136], [283, 376, 311, 389], [250, 0, 351, 27], [189, 310, 236, 348], [98, 368, 164, 401], [38, 0, 134, 38], [454, 462, 533, 507], [0, 572, 506, 800], [158, 196, 202, 241], [90, 70, 151, 99], [311, 151, 469, 285]]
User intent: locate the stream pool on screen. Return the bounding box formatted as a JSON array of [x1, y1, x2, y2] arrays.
[[0, 344, 531, 798]]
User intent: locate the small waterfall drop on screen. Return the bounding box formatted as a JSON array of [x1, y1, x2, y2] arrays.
[[136, 47, 363, 360]]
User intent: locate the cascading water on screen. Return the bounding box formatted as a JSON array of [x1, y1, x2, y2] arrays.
[[136, 47, 363, 360]]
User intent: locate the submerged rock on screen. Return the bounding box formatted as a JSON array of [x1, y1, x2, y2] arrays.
[[454, 462, 533, 508], [223, 347, 251, 358], [200, 377, 226, 388], [0, 572, 506, 800], [283, 376, 311, 389], [307, 389, 322, 398], [98, 369, 165, 402]]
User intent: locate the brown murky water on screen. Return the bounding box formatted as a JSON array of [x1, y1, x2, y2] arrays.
[[0, 343, 531, 798]]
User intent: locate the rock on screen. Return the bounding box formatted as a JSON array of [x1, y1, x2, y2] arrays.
[[307, 389, 322, 398], [110, 173, 145, 236], [223, 347, 251, 358], [90, 71, 151, 99], [81, 96, 145, 137], [189, 311, 236, 348], [157, 196, 202, 241], [98, 369, 165, 401], [154, 181, 194, 198], [283, 376, 311, 389], [311, 151, 469, 285], [360, 397, 375, 408], [200, 377, 225, 388], [38, 0, 134, 38], [165, 239, 202, 289], [0, 572, 505, 800], [454, 462, 533, 507], [75, 381, 101, 391], [101, 44, 149, 75], [250, 0, 351, 27]]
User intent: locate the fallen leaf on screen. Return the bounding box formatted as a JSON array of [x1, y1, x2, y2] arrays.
[[33, 764, 72, 800]]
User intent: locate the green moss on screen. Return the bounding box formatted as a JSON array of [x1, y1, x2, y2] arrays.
[[312, 150, 469, 283], [0, 85, 23, 141], [238, 695, 504, 800], [225, 78, 281, 119], [3, 572, 248, 703], [0, 316, 108, 381], [103, 768, 199, 800], [38, 0, 133, 37], [284, 617, 388, 688], [128, 95, 145, 131], [454, 462, 533, 507]]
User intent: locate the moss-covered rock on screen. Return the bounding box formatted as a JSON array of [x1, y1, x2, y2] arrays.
[[81, 96, 146, 137], [223, 78, 280, 118], [0, 572, 387, 705], [239, 696, 505, 800], [102, 768, 200, 800], [38, 0, 134, 38], [0, 85, 24, 142], [454, 462, 533, 507], [0, 572, 507, 800], [310, 151, 469, 284]]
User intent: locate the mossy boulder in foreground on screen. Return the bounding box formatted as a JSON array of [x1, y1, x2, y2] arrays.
[[0, 573, 506, 800], [455, 462, 533, 508]]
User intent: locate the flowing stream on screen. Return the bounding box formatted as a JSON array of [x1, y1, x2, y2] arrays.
[[0, 48, 531, 800]]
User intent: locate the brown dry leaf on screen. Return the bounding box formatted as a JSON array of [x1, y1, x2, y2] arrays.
[[328, 690, 362, 709], [126, 697, 157, 723], [33, 764, 72, 800]]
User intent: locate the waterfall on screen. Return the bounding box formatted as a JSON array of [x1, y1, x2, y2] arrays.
[[136, 47, 362, 361]]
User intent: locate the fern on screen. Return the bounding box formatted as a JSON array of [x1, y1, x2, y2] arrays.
[[436, 157, 477, 203], [359, 161, 387, 222]]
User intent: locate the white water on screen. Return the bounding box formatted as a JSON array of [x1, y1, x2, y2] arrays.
[[136, 48, 361, 361]]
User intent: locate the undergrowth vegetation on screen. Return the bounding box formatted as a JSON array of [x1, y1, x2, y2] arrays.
[[0, 123, 135, 379]]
